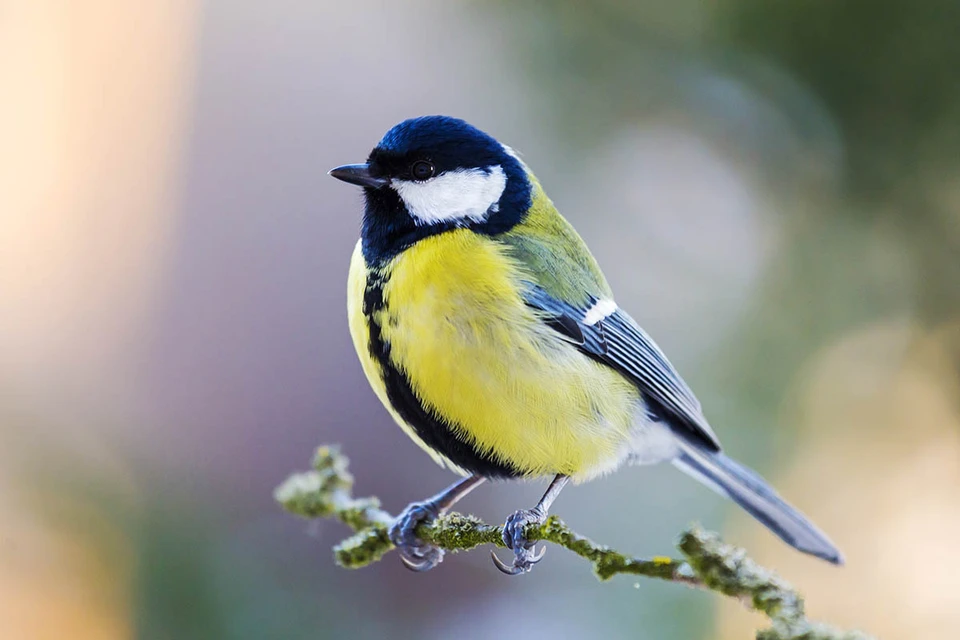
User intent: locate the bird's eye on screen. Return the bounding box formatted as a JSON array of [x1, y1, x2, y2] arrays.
[[411, 160, 435, 181]]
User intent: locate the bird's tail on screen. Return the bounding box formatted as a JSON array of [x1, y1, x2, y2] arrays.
[[672, 446, 843, 565]]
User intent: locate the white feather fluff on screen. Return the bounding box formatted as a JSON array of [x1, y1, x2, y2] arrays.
[[583, 299, 617, 326]]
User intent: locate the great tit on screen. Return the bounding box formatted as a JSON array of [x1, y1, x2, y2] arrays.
[[330, 115, 843, 575]]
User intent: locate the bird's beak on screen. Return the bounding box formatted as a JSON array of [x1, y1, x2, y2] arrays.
[[328, 163, 389, 189]]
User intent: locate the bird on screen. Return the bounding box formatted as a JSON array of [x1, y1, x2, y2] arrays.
[[329, 115, 843, 575]]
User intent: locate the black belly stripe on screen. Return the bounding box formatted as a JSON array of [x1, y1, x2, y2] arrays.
[[363, 270, 522, 479]]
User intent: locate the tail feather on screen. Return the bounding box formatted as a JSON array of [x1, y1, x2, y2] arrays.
[[673, 447, 844, 565]]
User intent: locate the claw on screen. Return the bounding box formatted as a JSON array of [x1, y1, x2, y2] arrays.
[[389, 502, 444, 572], [491, 475, 568, 575], [495, 506, 551, 574], [491, 550, 525, 575], [528, 545, 547, 564], [400, 552, 437, 572], [490, 545, 546, 575]]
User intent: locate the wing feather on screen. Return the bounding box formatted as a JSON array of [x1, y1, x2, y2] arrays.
[[524, 285, 721, 451]]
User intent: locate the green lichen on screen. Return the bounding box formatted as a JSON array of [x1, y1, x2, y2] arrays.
[[273, 471, 334, 518], [680, 527, 804, 618], [277, 445, 873, 640], [334, 527, 392, 568], [420, 513, 502, 550]]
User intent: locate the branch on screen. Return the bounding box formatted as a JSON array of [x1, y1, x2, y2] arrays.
[[276, 446, 871, 640]]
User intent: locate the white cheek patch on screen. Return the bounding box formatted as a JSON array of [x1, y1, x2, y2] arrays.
[[392, 165, 507, 225]]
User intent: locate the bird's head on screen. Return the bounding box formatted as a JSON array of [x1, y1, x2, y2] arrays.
[[330, 116, 532, 263]]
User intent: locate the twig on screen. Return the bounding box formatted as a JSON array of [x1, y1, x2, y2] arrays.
[[275, 445, 872, 640]]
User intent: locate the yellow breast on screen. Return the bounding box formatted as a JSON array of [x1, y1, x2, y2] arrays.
[[347, 232, 640, 479]]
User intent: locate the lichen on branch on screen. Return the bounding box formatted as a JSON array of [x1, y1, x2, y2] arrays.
[[275, 445, 871, 640]]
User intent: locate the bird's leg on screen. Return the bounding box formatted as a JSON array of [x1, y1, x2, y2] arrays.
[[389, 474, 485, 572], [492, 474, 570, 575]]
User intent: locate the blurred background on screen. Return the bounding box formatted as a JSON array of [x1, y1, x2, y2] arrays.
[[2, 1, 959, 638]]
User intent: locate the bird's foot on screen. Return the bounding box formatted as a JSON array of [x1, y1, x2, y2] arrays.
[[491, 507, 547, 575], [389, 501, 444, 572]]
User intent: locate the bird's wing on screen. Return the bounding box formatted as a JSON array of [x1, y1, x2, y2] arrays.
[[522, 285, 722, 452], [496, 183, 719, 451]]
